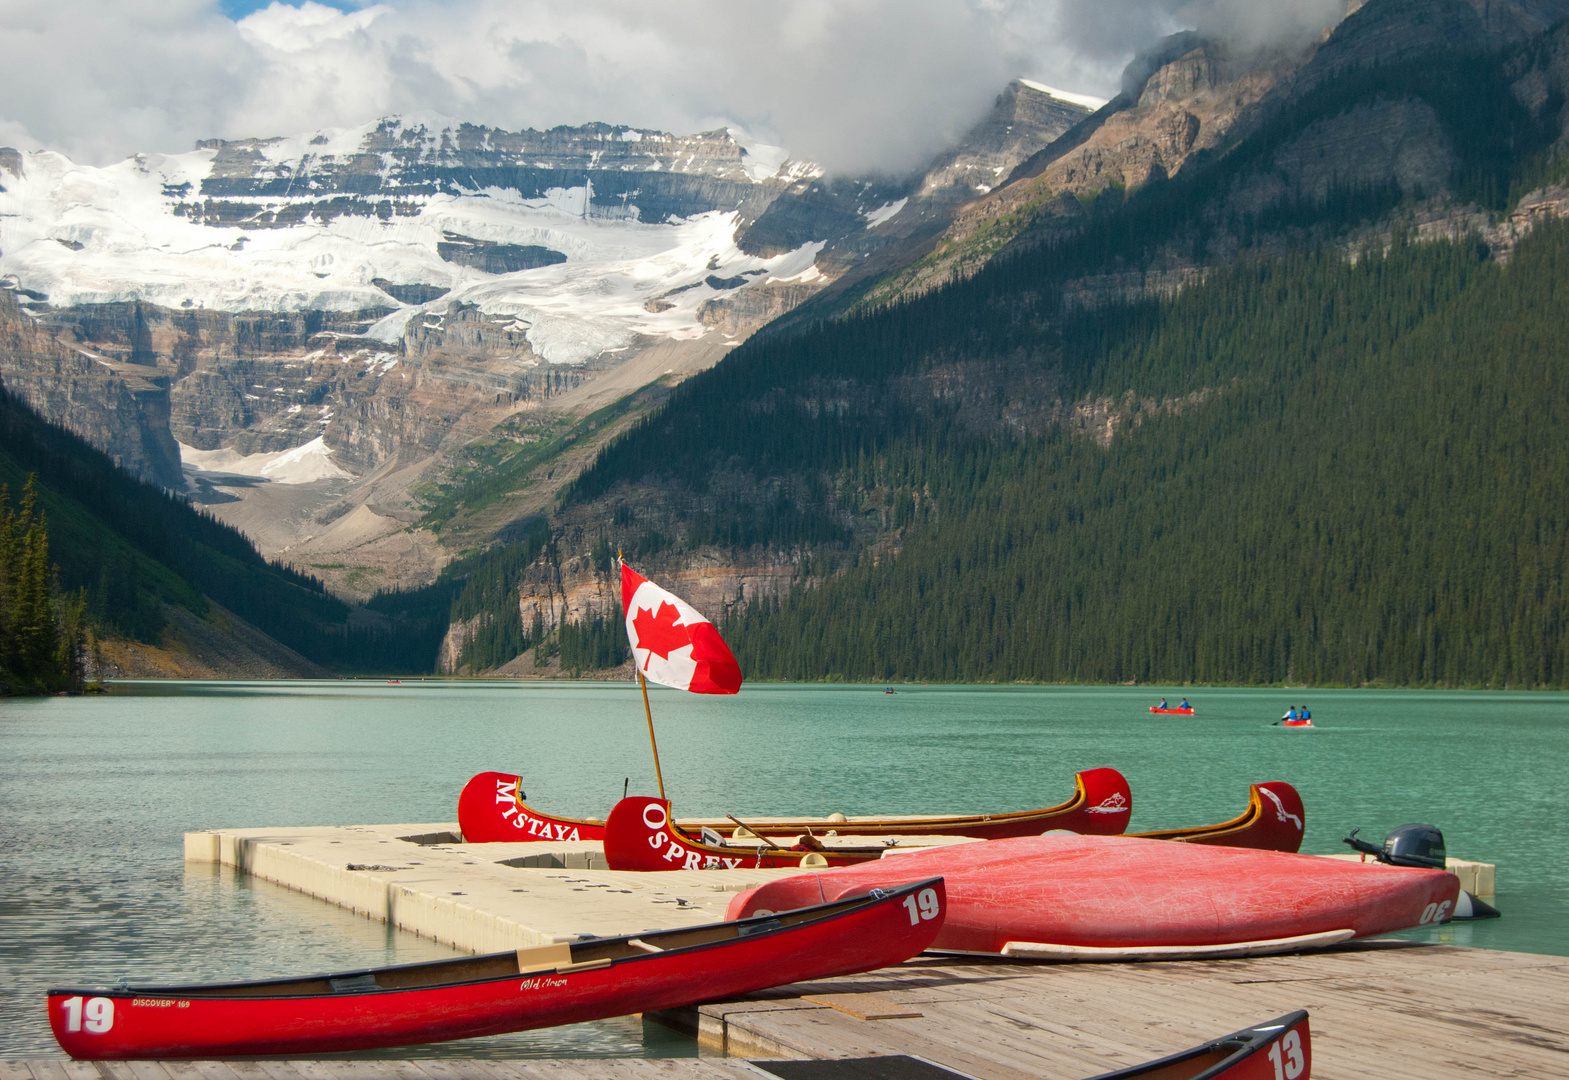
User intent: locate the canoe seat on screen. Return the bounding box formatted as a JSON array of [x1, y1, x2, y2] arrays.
[[516, 942, 575, 974], [737, 918, 784, 938], [327, 974, 380, 994]]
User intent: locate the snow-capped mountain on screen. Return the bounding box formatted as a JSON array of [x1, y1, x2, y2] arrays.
[[0, 116, 838, 367], [0, 83, 1095, 597]]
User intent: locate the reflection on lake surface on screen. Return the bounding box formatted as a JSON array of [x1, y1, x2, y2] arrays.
[[2, 680, 1565, 1056]]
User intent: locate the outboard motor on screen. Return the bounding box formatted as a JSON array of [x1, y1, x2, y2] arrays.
[[1343, 823, 1447, 869], [1344, 823, 1500, 920]]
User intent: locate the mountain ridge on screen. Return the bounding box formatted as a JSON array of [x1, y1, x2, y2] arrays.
[[0, 79, 1094, 603]]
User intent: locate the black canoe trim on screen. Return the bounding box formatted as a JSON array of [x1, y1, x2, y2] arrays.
[[750, 1011, 1310, 1080], [1082, 1010, 1310, 1080]]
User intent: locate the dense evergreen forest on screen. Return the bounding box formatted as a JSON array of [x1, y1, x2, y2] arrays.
[[0, 386, 448, 680], [0, 477, 87, 693], [560, 32, 1569, 688], [721, 230, 1569, 685]]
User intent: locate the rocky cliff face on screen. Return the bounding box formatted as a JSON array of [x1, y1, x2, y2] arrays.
[[867, 0, 1569, 310], [0, 287, 183, 487]]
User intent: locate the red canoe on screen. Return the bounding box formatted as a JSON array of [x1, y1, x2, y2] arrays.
[[751, 1011, 1312, 1080], [1133, 781, 1305, 853], [1086, 1011, 1310, 1080], [48, 878, 946, 1059], [1151, 706, 1196, 715], [457, 767, 1132, 844], [725, 834, 1458, 959], [602, 780, 1305, 871]]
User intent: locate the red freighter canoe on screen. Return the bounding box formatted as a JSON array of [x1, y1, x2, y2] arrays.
[[457, 767, 1132, 844], [602, 780, 1304, 871], [724, 834, 1458, 959], [751, 1011, 1312, 1080], [48, 878, 946, 1060]]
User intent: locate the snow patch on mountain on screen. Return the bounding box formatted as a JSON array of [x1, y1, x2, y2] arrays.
[[1018, 80, 1109, 111], [180, 436, 352, 484], [863, 198, 909, 228]]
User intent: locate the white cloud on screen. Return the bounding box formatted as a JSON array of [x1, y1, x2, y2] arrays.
[[0, 1, 1345, 174]]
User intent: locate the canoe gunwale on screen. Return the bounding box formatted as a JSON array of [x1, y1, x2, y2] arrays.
[[1080, 1010, 1310, 1080], [1132, 786, 1263, 842], [475, 769, 1116, 841], [47, 877, 943, 1003]]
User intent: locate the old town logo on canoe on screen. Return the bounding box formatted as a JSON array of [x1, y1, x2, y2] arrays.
[[1261, 785, 1304, 831], [1087, 792, 1128, 814], [494, 777, 581, 841]]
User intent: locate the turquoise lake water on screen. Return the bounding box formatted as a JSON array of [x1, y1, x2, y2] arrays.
[[1, 680, 1564, 1056]]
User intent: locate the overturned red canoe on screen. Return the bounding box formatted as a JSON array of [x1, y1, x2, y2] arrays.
[[725, 834, 1458, 958], [1133, 781, 1305, 853], [458, 767, 1131, 845], [48, 878, 946, 1059]]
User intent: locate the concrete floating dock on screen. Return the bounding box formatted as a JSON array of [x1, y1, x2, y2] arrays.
[[184, 823, 809, 951], [183, 823, 1498, 953]]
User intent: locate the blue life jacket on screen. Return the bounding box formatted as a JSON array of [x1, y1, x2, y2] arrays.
[[1284, 707, 1298, 720]]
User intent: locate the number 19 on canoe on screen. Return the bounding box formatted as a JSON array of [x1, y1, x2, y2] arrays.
[[902, 887, 941, 924], [60, 996, 114, 1034], [1266, 1027, 1306, 1080]]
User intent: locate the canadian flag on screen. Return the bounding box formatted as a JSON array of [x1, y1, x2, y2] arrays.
[[621, 562, 743, 695]]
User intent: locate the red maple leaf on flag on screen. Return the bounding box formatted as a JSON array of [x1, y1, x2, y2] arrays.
[[631, 601, 691, 664]]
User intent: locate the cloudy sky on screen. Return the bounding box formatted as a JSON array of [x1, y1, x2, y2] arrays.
[[0, 0, 1344, 174]]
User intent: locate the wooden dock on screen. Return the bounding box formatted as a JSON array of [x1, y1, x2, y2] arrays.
[[656, 940, 1569, 1078], [8, 940, 1568, 1079]]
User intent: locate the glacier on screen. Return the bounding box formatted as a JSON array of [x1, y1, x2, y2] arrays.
[[0, 115, 827, 367]]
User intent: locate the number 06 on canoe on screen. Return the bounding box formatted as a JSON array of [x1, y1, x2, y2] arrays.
[[47, 878, 947, 1059]]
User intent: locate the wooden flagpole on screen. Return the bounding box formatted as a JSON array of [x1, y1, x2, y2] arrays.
[[638, 670, 667, 802], [622, 550, 667, 802]]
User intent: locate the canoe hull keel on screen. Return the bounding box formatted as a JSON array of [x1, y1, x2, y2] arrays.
[[726, 834, 1459, 957]]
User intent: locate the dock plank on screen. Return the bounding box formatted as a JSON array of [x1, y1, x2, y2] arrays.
[[25, 1062, 71, 1080]]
